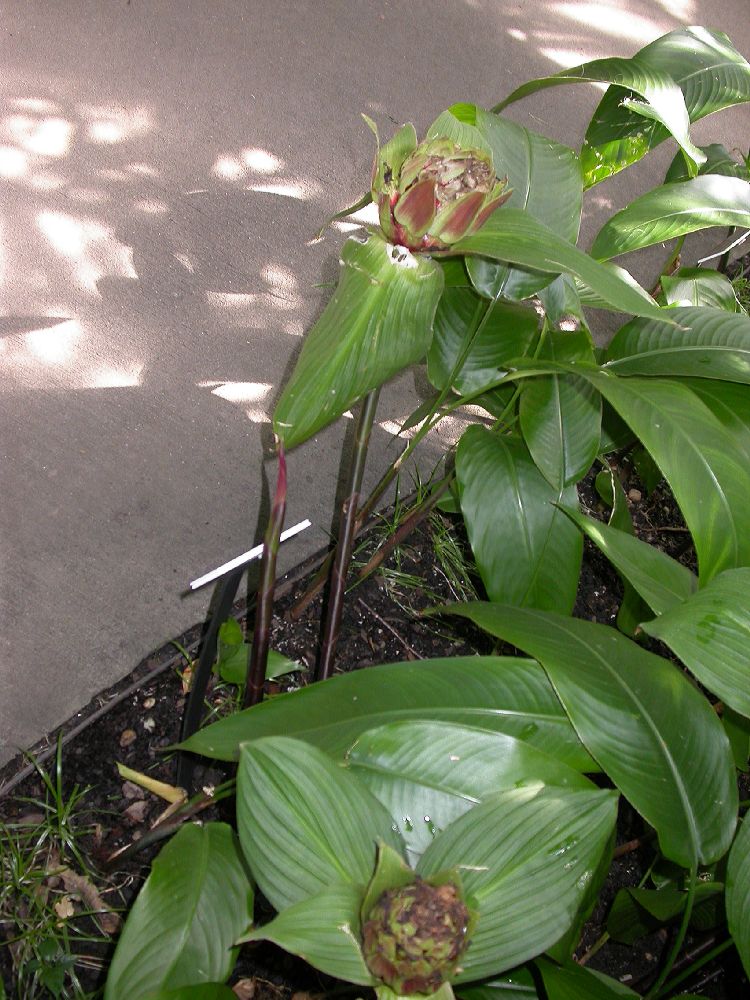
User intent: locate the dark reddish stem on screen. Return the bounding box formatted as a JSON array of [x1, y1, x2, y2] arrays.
[[317, 390, 380, 680], [244, 445, 287, 707]]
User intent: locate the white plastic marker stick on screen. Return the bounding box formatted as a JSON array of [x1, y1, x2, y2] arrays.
[[189, 519, 312, 591]]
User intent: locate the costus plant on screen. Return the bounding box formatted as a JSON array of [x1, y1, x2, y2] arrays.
[[106, 25, 750, 1000]]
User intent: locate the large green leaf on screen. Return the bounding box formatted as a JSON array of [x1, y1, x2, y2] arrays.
[[453, 210, 666, 321], [494, 52, 704, 180], [441, 603, 738, 867], [418, 786, 618, 980], [104, 823, 253, 1000], [273, 232, 443, 448], [142, 988, 236, 1000], [660, 269, 743, 312], [536, 958, 638, 998], [347, 720, 592, 863], [178, 656, 595, 772], [456, 969, 539, 1000], [557, 505, 697, 616], [683, 378, 750, 462], [641, 568, 750, 718], [236, 737, 402, 912], [456, 427, 582, 613], [584, 373, 750, 582], [591, 176, 750, 260], [727, 817, 750, 977], [241, 883, 374, 985], [519, 331, 601, 489], [665, 142, 750, 184], [427, 287, 539, 395], [582, 27, 750, 186], [605, 306, 750, 380], [607, 883, 724, 945]]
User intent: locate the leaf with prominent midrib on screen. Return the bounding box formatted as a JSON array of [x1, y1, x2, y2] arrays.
[[440, 603, 738, 867], [347, 720, 592, 863], [592, 176, 750, 260], [454, 210, 667, 321], [456, 427, 582, 613], [178, 656, 596, 772], [104, 824, 253, 1000], [605, 306, 750, 380], [493, 54, 704, 179], [727, 817, 750, 978], [236, 737, 402, 912], [418, 785, 618, 981], [273, 232, 443, 449], [580, 27, 750, 187], [641, 568, 750, 718]]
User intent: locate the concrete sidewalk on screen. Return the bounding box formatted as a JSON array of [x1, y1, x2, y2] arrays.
[[2, 0, 749, 766]]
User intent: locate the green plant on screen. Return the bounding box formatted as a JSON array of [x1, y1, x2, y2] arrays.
[[106, 25, 750, 1000], [1, 742, 114, 998]]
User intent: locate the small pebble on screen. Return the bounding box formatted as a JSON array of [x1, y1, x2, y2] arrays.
[[628, 488, 642, 502], [143, 696, 156, 709], [143, 717, 156, 732], [123, 800, 149, 824], [119, 728, 137, 748]]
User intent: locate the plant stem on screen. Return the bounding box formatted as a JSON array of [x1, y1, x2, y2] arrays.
[[355, 474, 453, 582], [317, 390, 380, 680], [654, 937, 734, 997], [244, 445, 287, 707], [645, 865, 698, 999], [290, 295, 499, 619]]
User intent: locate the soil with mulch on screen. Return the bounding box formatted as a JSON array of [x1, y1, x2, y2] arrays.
[[1, 458, 748, 999]]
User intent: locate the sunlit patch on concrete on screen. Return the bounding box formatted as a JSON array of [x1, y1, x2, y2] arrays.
[[87, 365, 144, 388], [553, 3, 662, 44], [200, 380, 273, 404], [507, 28, 527, 41], [127, 162, 159, 177], [538, 47, 601, 69], [11, 98, 59, 114], [242, 148, 283, 173], [378, 419, 414, 439], [67, 187, 108, 205], [262, 264, 298, 292], [653, 0, 694, 19], [132, 198, 169, 214], [246, 181, 310, 200], [78, 103, 153, 142], [88, 121, 125, 144], [36, 211, 137, 292], [0, 146, 28, 178], [29, 172, 66, 191], [212, 156, 244, 180], [24, 319, 80, 363], [283, 320, 305, 337], [6, 115, 73, 157]]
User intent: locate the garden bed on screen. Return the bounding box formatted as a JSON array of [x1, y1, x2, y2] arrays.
[[1, 461, 747, 999]]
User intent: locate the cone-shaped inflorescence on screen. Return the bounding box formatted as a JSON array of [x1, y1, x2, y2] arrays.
[[362, 878, 471, 995], [372, 128, 511, 253]]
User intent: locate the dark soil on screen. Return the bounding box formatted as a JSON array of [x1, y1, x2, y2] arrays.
[[1, 462, 748, 999]]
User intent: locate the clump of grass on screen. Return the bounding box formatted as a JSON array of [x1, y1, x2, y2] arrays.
[[0, 740, 116, 998]]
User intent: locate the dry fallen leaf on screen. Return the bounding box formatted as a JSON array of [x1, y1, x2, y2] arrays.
[[54, 895, 75, 920], [59, 867, 122, 935]]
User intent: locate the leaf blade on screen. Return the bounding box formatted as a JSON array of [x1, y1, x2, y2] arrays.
[[441, 603, 738, 866]]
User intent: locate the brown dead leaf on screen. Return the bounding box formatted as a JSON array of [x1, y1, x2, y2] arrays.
[[59, 867, 122, 935], [181, 665, 193, 693]]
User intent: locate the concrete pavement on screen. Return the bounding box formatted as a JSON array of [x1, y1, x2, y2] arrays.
[[2, 0, 749, 766]]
